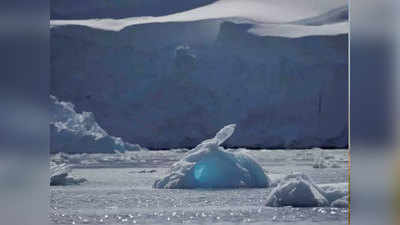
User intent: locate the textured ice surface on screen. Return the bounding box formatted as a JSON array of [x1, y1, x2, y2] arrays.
[[50, 149, 348, 225], [50, 95, 143, 153], [153, 125, 270, 189], [266, 173, 329, 207]]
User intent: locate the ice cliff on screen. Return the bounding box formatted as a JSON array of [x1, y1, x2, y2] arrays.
[[153, 124, 270, 189], [50, 3, 348, 150], [50, 95, 143, 153]]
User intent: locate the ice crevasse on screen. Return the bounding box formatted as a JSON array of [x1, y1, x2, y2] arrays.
[[153, 124, 270, 189]]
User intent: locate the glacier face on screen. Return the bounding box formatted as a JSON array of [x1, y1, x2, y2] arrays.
[[50, 95, 143, 153], [51, 19, 348, 149], [153, 124, 270, 189]]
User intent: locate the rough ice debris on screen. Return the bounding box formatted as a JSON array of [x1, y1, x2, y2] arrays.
[[266, 173, 329, 207], [266, 174, 349, 208], [153, 124, 270, 189], [312, 149, 341, 169], [319, 182, 348, 204], [331, 195, 348, 208], [50, 162, 87, 186], [50, 95, 143, 153]]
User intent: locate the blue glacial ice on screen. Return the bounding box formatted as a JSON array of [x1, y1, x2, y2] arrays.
[[153, 124, 270, 189]]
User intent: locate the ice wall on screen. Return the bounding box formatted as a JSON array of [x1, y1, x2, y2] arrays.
[[51, 19, 348, 149]]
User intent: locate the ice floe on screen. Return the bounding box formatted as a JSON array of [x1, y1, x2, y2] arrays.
[[153, 124, 270, 189]]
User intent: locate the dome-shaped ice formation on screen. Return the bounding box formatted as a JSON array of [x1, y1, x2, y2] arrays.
[[153, 124, 270, 189]]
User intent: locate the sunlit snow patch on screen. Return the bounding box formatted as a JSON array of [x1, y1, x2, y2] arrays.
[[153, 124, 270, 189]]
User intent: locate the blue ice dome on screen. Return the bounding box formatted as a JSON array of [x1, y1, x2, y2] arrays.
[[153, 124, 270, 189]]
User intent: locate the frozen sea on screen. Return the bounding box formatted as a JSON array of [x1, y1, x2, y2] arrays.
[[50, 149, 348, 225]]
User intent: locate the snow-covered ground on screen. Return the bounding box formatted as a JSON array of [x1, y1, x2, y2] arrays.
[[50, 149, 348, 224]]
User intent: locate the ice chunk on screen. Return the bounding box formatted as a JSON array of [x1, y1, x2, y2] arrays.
[[50, 95, 143, 153], [266, 173, 329, 207], [153, 124, 270, 189], [50, 162, 87, 186], [319, 182, 348, 203], [330, 195, 349, 208]]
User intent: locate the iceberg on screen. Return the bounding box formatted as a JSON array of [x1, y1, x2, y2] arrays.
[[50, 162, 86, 186], [50, 95, 143, 153], [153, 124, 270, 189], [266, 173, 329, 207]]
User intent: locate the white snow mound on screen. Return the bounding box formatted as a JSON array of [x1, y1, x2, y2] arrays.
[[266, 173, 329, 207], [153, 124, 270, 189]]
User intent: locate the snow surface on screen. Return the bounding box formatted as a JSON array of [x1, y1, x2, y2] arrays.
[[153, 124, 270, 188], [50, 95, 144, 153], [51, 0, 348, 37]]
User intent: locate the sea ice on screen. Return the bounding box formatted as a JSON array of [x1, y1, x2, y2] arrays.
[[265, 173, 329, 207], [153, 124, 270, 189]]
